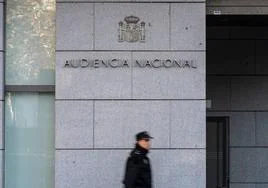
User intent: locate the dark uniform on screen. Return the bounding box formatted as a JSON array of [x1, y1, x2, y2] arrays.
[[122, 143, 152, 188]]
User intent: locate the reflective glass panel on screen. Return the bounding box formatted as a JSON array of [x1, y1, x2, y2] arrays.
[[5, 92, 55, 188], [6, 0, 55, 85]]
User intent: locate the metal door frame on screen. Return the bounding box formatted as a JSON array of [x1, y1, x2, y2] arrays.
[[206, 116, 230, 188]]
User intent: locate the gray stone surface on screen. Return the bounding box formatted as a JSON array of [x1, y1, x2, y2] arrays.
[[94, 100, 170, 148], [207, 0, 268, 6], [94, 3, 169, 50], [256, 148, 268, 181], [230, 77, 268, 110], [171, 3, 205, 50], [55, 150, 129, 188], [0, 151, 2, 188], [56, 149, 205, 188], [206, 6, 268, 15], [207, 40, 255, 75], [230, 148, 258, 182], [56, 52, 132, 99], [0, 102, 2, 150], [151, 150, 205, 188], [0, 53, 3, 100], [256, 185, 268, 188], [256, 112, 268, 146], [55, 101, 93, 149], [230, 112, 255, 147], [56, 3, 94, 50], [230, 184, 255, 188], [206, 76, 230, 111], [170, 100, 206, 148], [56, 51, 205, 100], [56, 150, 91, 188], [132, 52, 205, 99], [0, 4, 2, 51], [230, 148, 268, 182], [256, 41, 268, 74], [133, 0, 204, 1], [57, 0, 204, 2]]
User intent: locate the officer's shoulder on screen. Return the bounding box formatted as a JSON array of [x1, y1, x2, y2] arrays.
[[133, 149, 142, 155], [129, 150, 143, 161], [130, 148, 143, 157]]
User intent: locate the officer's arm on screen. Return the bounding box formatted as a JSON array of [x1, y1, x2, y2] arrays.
[[123, 157, 139, 188]]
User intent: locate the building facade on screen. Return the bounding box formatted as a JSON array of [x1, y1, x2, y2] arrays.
[[0, 0, 267, 188]]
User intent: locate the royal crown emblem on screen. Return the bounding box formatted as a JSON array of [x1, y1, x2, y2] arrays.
[[118, 15, 145, 43]]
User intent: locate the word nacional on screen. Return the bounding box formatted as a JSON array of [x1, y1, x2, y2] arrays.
[[64, 59, 197, 69]]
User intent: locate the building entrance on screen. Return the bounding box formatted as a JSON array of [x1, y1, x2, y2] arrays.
[[206, 117, 230, 188]]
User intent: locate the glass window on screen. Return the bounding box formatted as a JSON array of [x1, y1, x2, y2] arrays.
[[6, 0, 55, 85], [5, 92, 55, 188], [5, 0, 55, 188]]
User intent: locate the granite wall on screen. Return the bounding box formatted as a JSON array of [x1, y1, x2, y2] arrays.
[[207, 25, 268, 188], [55, 1, 206, 188]]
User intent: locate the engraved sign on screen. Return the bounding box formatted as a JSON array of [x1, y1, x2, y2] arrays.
[[118, 15, 145, 43], [63, 59, 198, 69]]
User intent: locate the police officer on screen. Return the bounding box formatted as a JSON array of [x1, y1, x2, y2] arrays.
[[122, 131, 154, 188]]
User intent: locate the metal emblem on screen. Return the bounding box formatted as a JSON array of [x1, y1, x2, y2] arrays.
[[118, 15, 145, 43]]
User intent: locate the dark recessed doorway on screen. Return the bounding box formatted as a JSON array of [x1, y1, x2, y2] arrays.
[[206, 117, 230, 188]]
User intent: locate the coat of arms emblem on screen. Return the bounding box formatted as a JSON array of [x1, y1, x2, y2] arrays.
[[118, 15, 145, 43]]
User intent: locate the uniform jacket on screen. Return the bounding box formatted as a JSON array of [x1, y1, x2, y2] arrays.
[[122, 143, 152, 188]]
